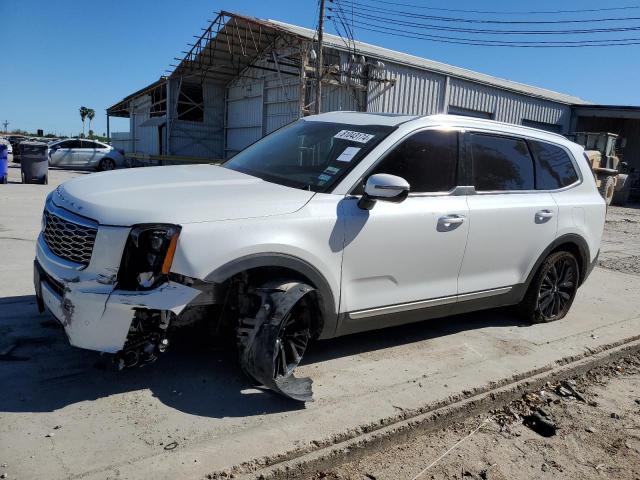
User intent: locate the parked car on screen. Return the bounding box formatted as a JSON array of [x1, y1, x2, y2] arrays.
[[6, 135, 27, 162], [47, 138, 125, 170], [34, 113, 605, 401]]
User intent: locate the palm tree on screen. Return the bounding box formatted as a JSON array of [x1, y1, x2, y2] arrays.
[[79, 106, 88, 137], [86, 109, 95, 138]]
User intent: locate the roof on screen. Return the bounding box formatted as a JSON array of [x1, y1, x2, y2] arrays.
[[572, 104, 640, 120], [268, 19, 589, 106], [107, 78, 166, 117], [107, 12, 590, 115]]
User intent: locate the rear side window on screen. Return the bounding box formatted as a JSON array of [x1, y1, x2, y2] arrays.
[[470, 134, 534, 191], [367, 130, 458, 193], [529, 140, 579, 190], [59, 140, 82, 149]]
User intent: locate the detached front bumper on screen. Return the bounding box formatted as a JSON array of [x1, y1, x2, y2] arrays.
[[35, 237, 200, 354]]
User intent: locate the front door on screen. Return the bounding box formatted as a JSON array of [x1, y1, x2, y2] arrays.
[[458, 132, 558, 294], [50, 140, 78, 166], [340, 129, 469, 320]]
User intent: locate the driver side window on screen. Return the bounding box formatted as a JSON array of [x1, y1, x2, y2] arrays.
[[363, 129, 459, 194]]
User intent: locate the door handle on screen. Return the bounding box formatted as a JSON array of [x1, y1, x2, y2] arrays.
[[438, 214, 465, 231], [536, 209, 555, 219]]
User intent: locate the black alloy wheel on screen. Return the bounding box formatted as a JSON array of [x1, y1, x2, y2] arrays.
[[274, 304, 311, 378], [520, 250, 580, 324], [537, 254, 577, 320]]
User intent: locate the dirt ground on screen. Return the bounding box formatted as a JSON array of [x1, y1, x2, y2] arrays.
[[311, 204, 640, 480], [598, 203, 640, 275], [315, 354, 640, 480]]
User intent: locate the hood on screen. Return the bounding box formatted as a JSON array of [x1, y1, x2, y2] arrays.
[[53, 165, 315, 226]]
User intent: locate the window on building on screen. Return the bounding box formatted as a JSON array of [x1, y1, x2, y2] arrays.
[[366, 130, 458, 193], [448, 106, 494, 120], [522, 119, 562, 134], [176, 82, 204, 122], [530, 140, 578, 190], [470, 133, 534, 191]]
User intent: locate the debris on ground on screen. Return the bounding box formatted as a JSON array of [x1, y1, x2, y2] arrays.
[[316, 352, 640, 479]]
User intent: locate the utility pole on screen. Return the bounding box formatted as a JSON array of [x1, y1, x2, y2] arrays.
[[2, 120, 8, 133], [315, 0, 325, 114]]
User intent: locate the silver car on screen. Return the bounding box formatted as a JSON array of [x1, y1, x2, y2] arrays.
[[48, 139, 126, 171]]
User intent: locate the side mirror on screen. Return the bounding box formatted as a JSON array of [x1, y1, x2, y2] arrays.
[[358, 173, 410, 210]]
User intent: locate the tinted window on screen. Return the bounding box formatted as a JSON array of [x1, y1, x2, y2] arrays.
[[471, 134, 534, 191], [58, 140, 82, 149], [530, 140, 578, 190], [367, 130, 458, 193], [81, 140, 103, 149]]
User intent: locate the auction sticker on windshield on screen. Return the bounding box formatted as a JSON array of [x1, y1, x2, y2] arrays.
[[336, 146, 361, 162], [334, 130, 375, 143]]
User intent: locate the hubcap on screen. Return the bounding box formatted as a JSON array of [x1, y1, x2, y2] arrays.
[[274, 309, 310, 378], [538, 258, 576, 319]]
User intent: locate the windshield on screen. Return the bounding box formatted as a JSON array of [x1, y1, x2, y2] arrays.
[[223, 120, 395, 192]]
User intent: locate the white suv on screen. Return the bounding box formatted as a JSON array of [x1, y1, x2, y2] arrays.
[[34, 113, 605, 401]]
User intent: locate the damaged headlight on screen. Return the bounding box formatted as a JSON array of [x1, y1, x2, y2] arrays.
[[117, 224, 181, 290]]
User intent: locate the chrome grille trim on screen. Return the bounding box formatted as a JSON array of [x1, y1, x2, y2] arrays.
[[43, 200, 98, 268]]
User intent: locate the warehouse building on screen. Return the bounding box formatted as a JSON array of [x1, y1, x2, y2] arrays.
[[107, 11, 594, 164]]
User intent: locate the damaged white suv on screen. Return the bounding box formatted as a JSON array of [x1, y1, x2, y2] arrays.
[[34, 113, 605, 401]]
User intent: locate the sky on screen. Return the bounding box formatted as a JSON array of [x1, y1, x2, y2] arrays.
[[1, 0, 639, 137]]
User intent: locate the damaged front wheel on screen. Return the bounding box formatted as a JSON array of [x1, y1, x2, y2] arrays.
[[236, 280, 317, 402]]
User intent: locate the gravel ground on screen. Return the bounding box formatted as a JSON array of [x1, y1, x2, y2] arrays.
[[599, 204, 640, 276], [315, 354, 640, 480]]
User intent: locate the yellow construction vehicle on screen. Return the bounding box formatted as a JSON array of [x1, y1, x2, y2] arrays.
[[569, 132, 631, 206]]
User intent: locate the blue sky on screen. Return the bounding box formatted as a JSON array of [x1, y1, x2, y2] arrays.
[[1, 0, 639, 136]]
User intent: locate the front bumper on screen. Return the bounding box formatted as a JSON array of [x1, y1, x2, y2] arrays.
[[35, 234, 200, 354]]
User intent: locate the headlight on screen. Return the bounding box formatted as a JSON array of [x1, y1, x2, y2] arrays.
[[117, 224, 181, 290]]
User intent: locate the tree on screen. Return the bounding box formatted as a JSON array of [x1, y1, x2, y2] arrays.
[[79, 106, 88, 136], [86, 108, 95, 138]]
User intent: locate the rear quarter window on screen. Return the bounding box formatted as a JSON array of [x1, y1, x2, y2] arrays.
[[529, 140, 579, 190], [470, 133, 535, 191]]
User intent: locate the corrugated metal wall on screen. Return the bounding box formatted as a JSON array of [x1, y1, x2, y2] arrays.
[[130, 95, 159, 155], [447, 78, 571, 131], [226, 80, 264, 157], [127, 44, 576, 162], [367, 63, 444, 115]]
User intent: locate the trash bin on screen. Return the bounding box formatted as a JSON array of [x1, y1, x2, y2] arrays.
[[0, 143, 7, 184], [20, 141, 49, 184]]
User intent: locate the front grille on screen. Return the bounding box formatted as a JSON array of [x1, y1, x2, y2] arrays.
[[43, 210, 97, 267]]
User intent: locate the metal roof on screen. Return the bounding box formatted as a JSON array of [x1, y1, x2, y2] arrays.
[[268, 19, 590, 106], [107, 11, 591, 115]]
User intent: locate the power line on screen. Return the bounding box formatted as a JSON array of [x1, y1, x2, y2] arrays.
[[339, 0, 640, 15], [331, 0, 640, 24], [341, 21, 640, 47], [337, 10, 640, 35], [328, 16, 640, 48]]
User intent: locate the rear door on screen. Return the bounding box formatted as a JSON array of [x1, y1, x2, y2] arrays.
[[458, 132, 558, 294]]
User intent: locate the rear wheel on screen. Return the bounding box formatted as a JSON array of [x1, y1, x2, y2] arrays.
[[98, 158, 116, 171], [519, 251, 579, 324], [598, 175, 615, 206]]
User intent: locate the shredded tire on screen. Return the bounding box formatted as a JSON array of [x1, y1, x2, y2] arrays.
[[236, 280, 316, 402]]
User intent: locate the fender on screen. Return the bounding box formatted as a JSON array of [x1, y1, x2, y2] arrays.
[[524, 233, 591, 291], [205, 253, 339, 339]]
